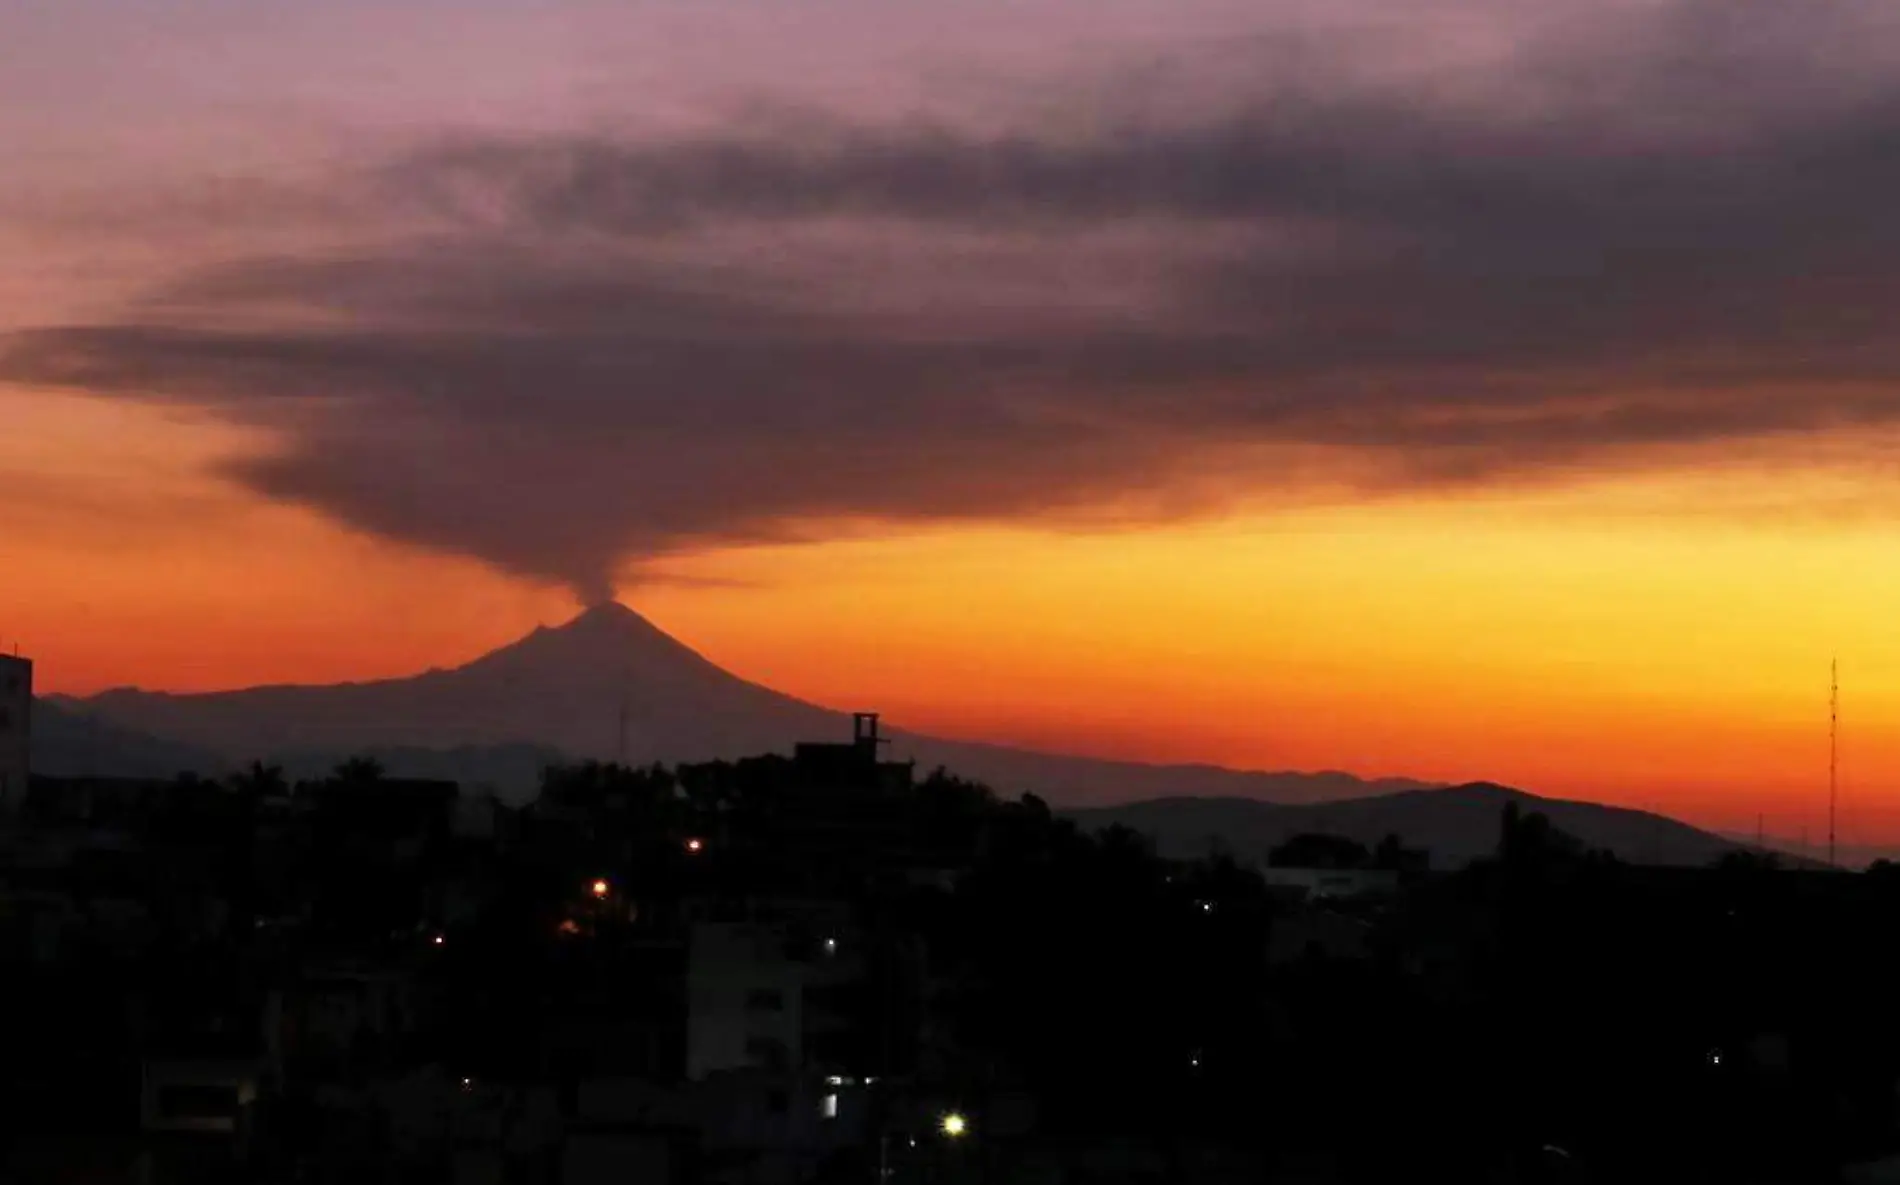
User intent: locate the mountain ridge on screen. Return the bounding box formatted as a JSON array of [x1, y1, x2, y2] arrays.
[[1067, 782, 1773, 869], [57, 602, 1433, 806], [38, 604, 1771, 866]]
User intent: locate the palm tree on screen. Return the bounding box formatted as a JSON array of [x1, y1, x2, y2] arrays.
[[229, 760, 288, 798]]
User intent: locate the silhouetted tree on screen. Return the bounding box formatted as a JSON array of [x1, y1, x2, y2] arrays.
[[228, 760, 287, 798], [1372, 832, 1427, 872], [333, 755, 385, 785], [1498, 806, 1585, 868], [1711, 849, 1781, 875]]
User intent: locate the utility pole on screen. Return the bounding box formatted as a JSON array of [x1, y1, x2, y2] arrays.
[[1829, 658, 1839, 869]]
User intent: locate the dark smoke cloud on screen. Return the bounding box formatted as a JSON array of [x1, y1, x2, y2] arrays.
[[8, 0, 1900, 597]]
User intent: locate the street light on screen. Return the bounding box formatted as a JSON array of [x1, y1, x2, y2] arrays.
[[939, 1111, 969, 1139], [591, 878, 610, 899]]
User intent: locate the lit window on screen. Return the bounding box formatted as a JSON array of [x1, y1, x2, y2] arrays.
[[821, 1092, 838, 1120]]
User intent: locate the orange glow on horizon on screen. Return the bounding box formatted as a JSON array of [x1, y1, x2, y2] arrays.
[[8, 386, 1900, 843]]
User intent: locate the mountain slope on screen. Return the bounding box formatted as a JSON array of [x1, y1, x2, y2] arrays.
[[65, 603, 1429, 804], [1068, 782, 1753, 869], [30, 698, 227, 780], [76, 603, 838, 769]]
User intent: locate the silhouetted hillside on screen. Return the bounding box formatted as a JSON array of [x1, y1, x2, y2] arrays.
[[72, 603, 833, 770], [30, 698, 226, 780], [1069, 782, 1756, 868], [63, 603, 1433, 805]]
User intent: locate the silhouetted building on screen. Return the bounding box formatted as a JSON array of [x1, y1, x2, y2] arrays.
[[563, 1081, 685, 1185], [687, 905, 865, 1082], [683, 902, 877, 1178], [140, 1057, 259, 1138], [1266, 906, 1375, 964], [1260, 866, 1400, 901], [0, 652, 29, 812], [792, 713, 913, 792], [271, 963, 419, 1083]]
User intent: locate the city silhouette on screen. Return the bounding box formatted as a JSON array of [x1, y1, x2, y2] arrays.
[[10, 1, 1900, 1181]]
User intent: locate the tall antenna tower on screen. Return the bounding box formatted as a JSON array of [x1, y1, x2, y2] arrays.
[[1829, 658, 1839, 869]]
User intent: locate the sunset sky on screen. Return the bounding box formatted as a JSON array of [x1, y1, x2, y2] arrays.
[[6, 0, 1900, 841]]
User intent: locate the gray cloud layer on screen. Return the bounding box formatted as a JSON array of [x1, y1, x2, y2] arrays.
[[9, 0, 1900, 599]]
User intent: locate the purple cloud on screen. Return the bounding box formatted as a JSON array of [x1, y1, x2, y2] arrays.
[[8, 0, 1900, 599]]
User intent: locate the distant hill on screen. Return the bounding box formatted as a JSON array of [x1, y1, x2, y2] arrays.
[[30, 693, 565, 794], [30, 698, 226, 780], [1067, 782, 1759, 869], [32, 609, 1761, 863], [58, 602, 1434, 805]]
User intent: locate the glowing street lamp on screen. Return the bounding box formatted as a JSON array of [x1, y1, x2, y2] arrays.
[[939, 1111, 969, 1139], [685, 837, 705, 854], [591, 878, 611, 899]]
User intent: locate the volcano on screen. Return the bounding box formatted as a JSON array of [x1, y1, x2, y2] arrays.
[[58, 602, 1432, 804]]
